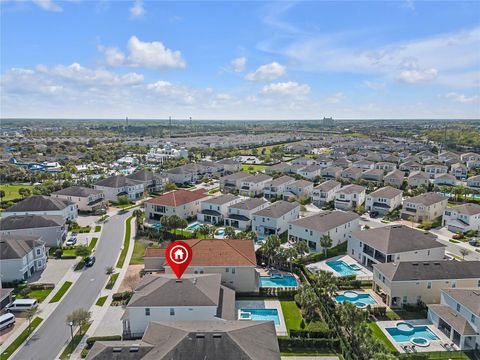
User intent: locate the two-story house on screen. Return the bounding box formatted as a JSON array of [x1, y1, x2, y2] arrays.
[[361, 169, 384, 182], [197, 194, 242, 225], [375, 162, 397, 172], [384, 169, 405, 188], [425, 164, 449, 179], [467, 175, 480, 188], [94, 175, 144, 202], [144, 189, 209, 221], [334, 184, 366, 211], [126, 170, 168, 193], [365, 186, 403, 215], [348, 225, 445, 270], [284, 180, 314, 200], [401, 192, 448, 222], [321, 166, 342, 179], [451, 163, 468, 179], [2, 195, 77, 222], [340, 167, 363, 182], [297, 164, 322, 180], [219, 172, 252, 193], [443, 203, 480, 234], [51, 186, 106, 213], [252, 201, 300, 236], [434, 173, 457, 186], [312, 180, 341, 207], [263, 175, 295, 200], [224, 198, 268, 230], [288, 211, 360, 252], [408, 171, 429, 188], [239, 174, 273, 197]]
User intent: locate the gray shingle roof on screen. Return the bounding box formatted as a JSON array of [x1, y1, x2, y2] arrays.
[[405, 192, 447, 206], [253, 201, 299, 218], [243, 174, 272, 184], [428, 304, 477, 335], [289, 211, 359, 232], [5, 195, 73, 212], [52, 186, 103, 197], [315, 180, 340, 191], [442, 288, 480, 316], [338, 184, 365, 195], [369, 186, 402, 199], [203, 194, 238, 205], [448, 203, 480, 216], [95, 175, 142, 188], [0, 235, 44, 259], [1, 214, 65, 230], [267, 175, 295, 187], [229, 198, 267, 211]]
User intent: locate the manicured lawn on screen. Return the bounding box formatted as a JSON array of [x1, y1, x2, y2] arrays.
[[62, 249, 78, 257], [105, 273, 119, 290], [59, 322, 91, 360], [387, 309, 426, 320], [368, 322, 396, 353], [130, 240, 159, 265], [88, 237, 98, 251], [280, 301, 303, 332], [116, 216, 133, 268], [0, 184, 34, 202], [1, 317, 43, 359], [241, 164, 268, 172], [94, 225, 101, 232], [49, 281, 73, 303], [16, 288, 53, 303], [95, 296, 108, 306]]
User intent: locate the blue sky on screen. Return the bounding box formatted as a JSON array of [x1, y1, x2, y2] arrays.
[[1, 0, 479, 119]]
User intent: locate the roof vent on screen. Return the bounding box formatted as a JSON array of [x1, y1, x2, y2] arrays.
[[434, 262, 440, 265], [112, 348, 122, 353], [130, 347, 139, 353], [412, 263, 419, 266], [196, 334, 205, 339], [175, 279, 183, 283], [213, 334, 222, 338]]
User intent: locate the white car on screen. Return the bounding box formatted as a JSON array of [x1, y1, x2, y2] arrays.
[[65, 237, 77, 246]]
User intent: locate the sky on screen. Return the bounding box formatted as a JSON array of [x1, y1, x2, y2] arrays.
[[1, 0, 479, 120]]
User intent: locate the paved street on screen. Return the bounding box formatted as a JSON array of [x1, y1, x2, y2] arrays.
[[13, 211, 131, 360]]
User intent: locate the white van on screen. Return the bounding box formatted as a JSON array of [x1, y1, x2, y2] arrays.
[[6, 299, 38, 312], [0, 313, 16, 331]]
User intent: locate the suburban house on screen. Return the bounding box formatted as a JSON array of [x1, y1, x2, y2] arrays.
[[122, 274, 235, 337], [2, 195, 77, 221], [312, 180, 341, 207], [373, 260, 480, 308], [321, 166, 342, 179], [252, 201, 300, 236], [239, 174, 273, 197], [340, 167, 363, 181], [159, 239, 258, 293], [461, 152, 480, 163], [263, 175, 295, 200], [165, 164, 199, 184], [361, 169, 384, 182], [443, 203, 480, 233], [467, 175, 480, 188], [94, 175, 144, 202], [334, 184, 366, 211], [197, 194, 241, 225], [348, 225, 445, 270], [384, 169, 405, 188], [292, 157, 315, 166], [0, 214, 67, 248], [400, 161, 422, 173], [87, 320, 280, 360], [408, 171, 429, 188], [215, 158, 242, 173], [425, 164, 449, 179], [284, 180, 314, 200], [288, 211, 360, 252], [224, 198, 268, 230], [451, 163, 468, 179], [365, 186, 403, 215], [51, 186, 106, 213], [401, 192, 448, 222], [297, 164, 322, 180], [440, 151, 460, 164], [353, 160, 375, 170], [434, 173, 457, 186], [428, 288, 480, 351], [0, 235, 47, 282], [219, 172, 252, 193], [333, 158, 352, 168], [375, 162, 397, 172], [126, 170, 168, 193], [314, 156, 333, 168], [265, 162, 290, 175], [144, 189, 209, 221]]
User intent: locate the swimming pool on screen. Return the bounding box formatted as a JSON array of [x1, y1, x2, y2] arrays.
[[216, 230, 225, 236], [152, 223, 162, 230], [326, 260, 359, 276], [386, 324, 439, 343], [186, 222, 201, 231], [259, 275, 298, 287], [239, 309, 280, 325], [335, 291, 377, 308]]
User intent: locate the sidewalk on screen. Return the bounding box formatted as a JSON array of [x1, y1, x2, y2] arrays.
[[66, 216, 136, 360]]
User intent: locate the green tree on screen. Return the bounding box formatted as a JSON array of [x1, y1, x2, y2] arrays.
[[24, 307, 41, 333], [460, 248, 469, 260], [262, 234, 281, 266], [165, 182, 177, 192], [319, 234, 332, 257], [223, 226, 236, 239], [18, 187, 31, 198], [294, 240, 309, 258], [294, 284, 319, 321], [105, 266, 115, 275], [66, 308, 91, 336], [117, 195, 130, 205], [75, 245, 91, 259], [0, 190, 5, 200]]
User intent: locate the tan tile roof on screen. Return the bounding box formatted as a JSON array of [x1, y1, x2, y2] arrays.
[[145, 189, 209, 207]]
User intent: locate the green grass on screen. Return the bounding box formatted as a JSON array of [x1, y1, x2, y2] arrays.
[[88, 237, 98, 251], [1, 317, 43, 359], [105, 273, 119, 290], [280, 301, 303, 333], [208, 187, 220, 194], [130, 240, 160, 265], [241, 164, 268, 172], [449, 239, 460, 243], [368, 321, 396, 353], [281, 352, 340, 357], [61, 249, 78, 257], [116, 216, 133, 268], [94, 225, 101, 232], [59, 322, 91, 360], [95, 296, 108, 306], [387, 309, 426, 320], [0, 184, 34, 202], [15, 288, 53, 303], [74, 259, 85, 271], [49, 281, 73, 303]]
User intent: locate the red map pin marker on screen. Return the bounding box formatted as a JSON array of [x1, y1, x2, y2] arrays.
[[166, 241, 192, 279]]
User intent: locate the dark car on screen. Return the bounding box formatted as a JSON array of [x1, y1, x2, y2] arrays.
[[85, 256, 96, 267], [370, 211, 379, 218]]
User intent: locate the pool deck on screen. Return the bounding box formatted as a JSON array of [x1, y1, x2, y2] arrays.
[[235, 299, 288, 336], [376, 319, 458, 353], [307, 255, 373, 280]]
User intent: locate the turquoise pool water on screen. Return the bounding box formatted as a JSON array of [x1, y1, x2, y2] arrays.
[[335, 291, 377, 306], [259, 275, 298, 287], [326, 260, 359, 276], [186, 222, 201, 231], [240, 309, 280, 325], [216, 230, 225, 236], [386, 325, 439, 343], [152, 223, 162, 230]]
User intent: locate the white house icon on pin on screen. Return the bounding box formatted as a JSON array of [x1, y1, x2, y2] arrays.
[[174, 249, 184, 260]]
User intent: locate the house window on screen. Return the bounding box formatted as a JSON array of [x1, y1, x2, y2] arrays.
[[145, 308, 150, 316], [427, 282, 432, 289], [456, 304, 461, 312], [452, 281, 456, 288], [170, 308, 175, 316], [36, 249, 41, 256], [232, 268, 235, 274], [226, 268, 229, 273], [403, 296, 407, 303], [471, 314, 475, 324]]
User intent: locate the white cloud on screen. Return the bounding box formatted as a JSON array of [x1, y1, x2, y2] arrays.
[[129, 0, 145, 19], [396, 68, 438, 83], [245, 62, 286, 81], [325, 92, 345, 104], [261, 81, 310, 96], [32, 0, 62, 12], [363, 80, 386, 91], [231, 57, 247, 72], [445, 92, 479, 103], [98, 46, 126, 67], [127, 36, 186, 69]]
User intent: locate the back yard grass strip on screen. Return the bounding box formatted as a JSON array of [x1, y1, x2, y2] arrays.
[[95, 296, 108, 306], [105, 273, 119, 290], [49, 281, 73, 303], [1, 317, 43, 359], [116, 216, 133, 268], [368, 321, 396, 353], [280, 300, 303, 333], [59, 322, 91, 360]]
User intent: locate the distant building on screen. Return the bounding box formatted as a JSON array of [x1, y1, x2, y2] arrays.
[[321, 117, 334, 126], [146, 142, 188, 163]]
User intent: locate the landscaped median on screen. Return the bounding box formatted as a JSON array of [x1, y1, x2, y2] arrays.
[[1, 317, 43, 359], [49, 281, 73, 303], [116, 216, 133, 268], [95, 296, 108, 306], [59, 322, 91, 360]]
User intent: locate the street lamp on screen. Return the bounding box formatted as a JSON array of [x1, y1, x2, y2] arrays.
[[68, 321, 74, 350]]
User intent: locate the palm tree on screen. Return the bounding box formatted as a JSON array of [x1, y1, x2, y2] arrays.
[[294, 284, 318, 321], [245, 231, 257, 242], [319, 234, 333, 258], [294, 240, 309, 259], [284, 246, 298, 272], [262, 234, 281, 266], [223, 226, 236, 239], [316, 270, 338, 298]]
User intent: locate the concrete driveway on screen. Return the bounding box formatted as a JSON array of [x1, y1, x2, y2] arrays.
[[29, 258, 77, 285]]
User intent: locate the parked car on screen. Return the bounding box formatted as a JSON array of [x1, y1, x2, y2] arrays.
[[65, 237, 77, 246], [469, 238, 479, 247], [370, 211, 379, 218], [0, 313, 15, 331], [85, 256, 96, 267], [6, 299, 38, 312]]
